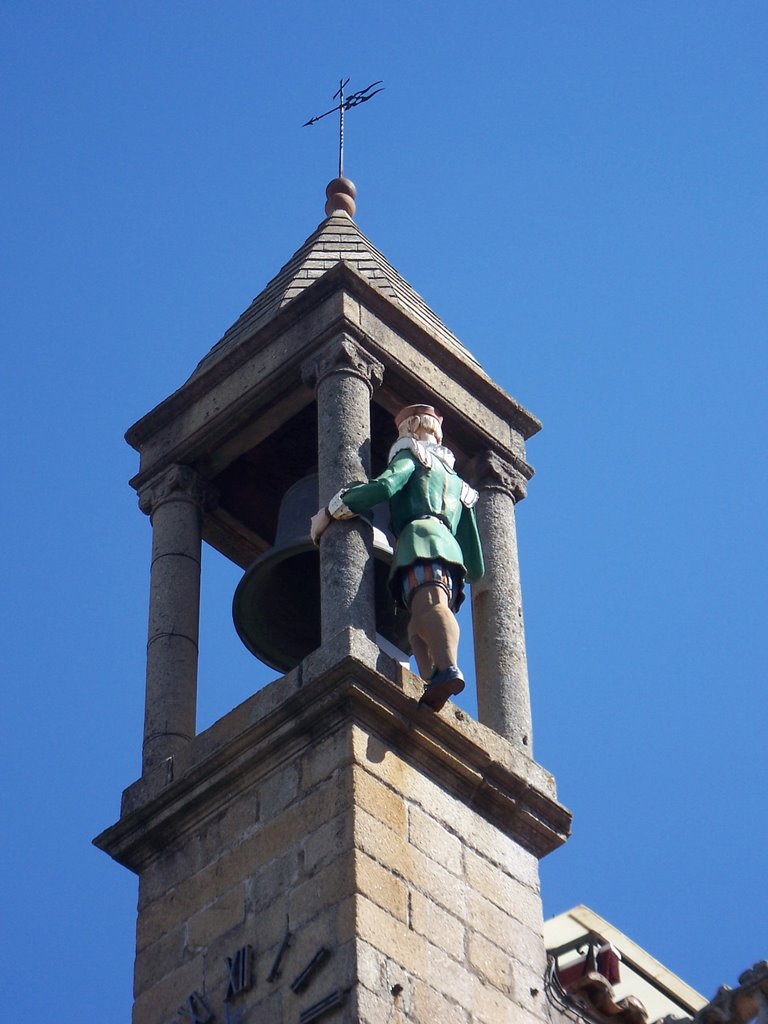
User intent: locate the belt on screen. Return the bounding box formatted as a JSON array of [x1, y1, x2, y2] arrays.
[[412, 513, 451, 529]]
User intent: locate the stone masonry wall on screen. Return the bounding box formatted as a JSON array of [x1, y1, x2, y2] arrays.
[[113, 617, 568, 1024], [130, 711, 552, 1024], [347, 724, 550, 1024], [132, 724, 359, 1024]]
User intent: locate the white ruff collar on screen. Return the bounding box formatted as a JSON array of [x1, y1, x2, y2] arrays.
[[388, 437, 456, 470]]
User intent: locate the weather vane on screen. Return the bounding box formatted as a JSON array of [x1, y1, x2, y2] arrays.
[[303, 78, 384, 178]]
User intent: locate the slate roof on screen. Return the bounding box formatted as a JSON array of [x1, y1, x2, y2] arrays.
[[192, 211, 481, 377]]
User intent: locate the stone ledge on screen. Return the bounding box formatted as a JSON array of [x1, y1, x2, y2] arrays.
[[94, 629, 571, 872]]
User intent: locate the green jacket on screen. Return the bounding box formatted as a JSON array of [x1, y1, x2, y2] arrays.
[[341, 443, 484, 605]]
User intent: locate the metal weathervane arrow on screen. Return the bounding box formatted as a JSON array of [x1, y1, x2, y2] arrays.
[[303, 78, 384, 177]]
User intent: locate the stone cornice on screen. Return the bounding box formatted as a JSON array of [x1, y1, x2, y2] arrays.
[[94, 629, 571, 874], [125, 263, 541, 455]]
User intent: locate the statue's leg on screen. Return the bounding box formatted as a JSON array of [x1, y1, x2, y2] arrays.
[[409, 584, 464, 711], [408, 630, 433, 679], [409, 584, 459, 672]]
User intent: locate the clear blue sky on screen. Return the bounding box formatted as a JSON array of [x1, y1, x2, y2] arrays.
[[2, 3, 765, 1018]]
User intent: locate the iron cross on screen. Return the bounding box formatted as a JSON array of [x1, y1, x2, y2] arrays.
[[303, 78, 384, 177]]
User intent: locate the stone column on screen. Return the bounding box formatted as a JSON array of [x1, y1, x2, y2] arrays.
[[138, 464, 217, 772], [471, 451, 533, 751], [302, 336, 384, 643]]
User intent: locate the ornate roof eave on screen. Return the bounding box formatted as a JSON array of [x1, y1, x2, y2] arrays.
[[545, 959, 652, 1024], [125, 257, 541, 457], [692, 963, 768, 1024], [546, 948, 768, 1024]]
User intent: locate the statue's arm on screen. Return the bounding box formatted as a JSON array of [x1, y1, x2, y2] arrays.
[[341, 451, 417, 514], [311, 451, 416, 544], [456, 504, 485, 581]]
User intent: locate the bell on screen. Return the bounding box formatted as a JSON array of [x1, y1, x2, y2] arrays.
[[232, 474, 410, 672]]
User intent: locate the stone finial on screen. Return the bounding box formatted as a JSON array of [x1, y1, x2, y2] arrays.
[[325, 176, 356, 217]]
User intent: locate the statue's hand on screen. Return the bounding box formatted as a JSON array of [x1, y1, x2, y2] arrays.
[[310, 507, 332, 546]]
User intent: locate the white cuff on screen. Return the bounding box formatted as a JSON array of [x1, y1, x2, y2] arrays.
[[460, 481, 479, 508], [328, 490, 356, 520]]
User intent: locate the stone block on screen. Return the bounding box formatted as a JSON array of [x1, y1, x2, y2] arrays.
[[300, 725, 353, 792], [302, 809, 354, 876], [185, 885, 246, 950], [353, 896, 426, 976], [354, 983, 385, 1024], [467, 889, 547, 975], [246, 848, 302, 917], [464, 846, 542, 929], [356, 939, 385, 993], [288, 853, 355, 928], [259, 761, 300, 822], [137, 883, 190, 953], [349, 895, 478, 1011], [352, 728, 541, 888], [411, 978, 470, 1024], [409, 804, 463, 877], [355, 850, 408, 923], [470, 976, 521, 1024], [382, 956, 415, 1015], [354, 807, 470, 922], [355, 940, 417, 1020], [352, 765, 407, 836], [355, 981, 412, 1024], [134, 923, 187, 997], [138, 777, 351, 948], [221, 773, 353, 885], [467, 930, 516, 995], [409, 889, 465, 961], [131, 956, 206, 1024]]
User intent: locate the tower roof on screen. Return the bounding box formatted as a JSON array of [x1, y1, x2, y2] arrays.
[[191, 210, 481, 379]]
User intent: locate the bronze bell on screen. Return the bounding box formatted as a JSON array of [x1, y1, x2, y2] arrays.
[[232, 474, 410, 671]]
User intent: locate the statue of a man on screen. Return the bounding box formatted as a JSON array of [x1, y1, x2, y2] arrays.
[[311, 404, 484, 711]]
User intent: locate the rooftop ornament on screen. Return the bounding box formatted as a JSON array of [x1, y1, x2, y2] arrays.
[[303, 77, 384, 217]]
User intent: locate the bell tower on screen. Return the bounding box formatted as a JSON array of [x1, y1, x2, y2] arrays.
[[95, 177, 571, 1023]]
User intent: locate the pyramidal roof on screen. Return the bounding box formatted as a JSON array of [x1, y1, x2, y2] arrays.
[[193, 210, 480, 376]]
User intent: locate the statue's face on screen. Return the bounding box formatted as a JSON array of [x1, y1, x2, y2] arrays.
[[413, 420, 440, 444], [399, 412, 443, 445]]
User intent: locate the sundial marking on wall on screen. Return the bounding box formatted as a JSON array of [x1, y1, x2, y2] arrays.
[[170, 920, 345, 1023]]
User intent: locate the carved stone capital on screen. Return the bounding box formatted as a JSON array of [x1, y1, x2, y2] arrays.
[[301, 336, 384, 395], [138, 464, 219, 517], [471, 450, 529, 503]]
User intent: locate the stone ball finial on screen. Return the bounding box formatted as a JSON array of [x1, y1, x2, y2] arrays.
[[325, 177, 357, 217]]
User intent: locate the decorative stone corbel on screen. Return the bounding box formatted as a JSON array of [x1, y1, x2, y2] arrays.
[[138, 463, 218, 517], [472, 448, 530, 503], [301, 335, 384, 396]]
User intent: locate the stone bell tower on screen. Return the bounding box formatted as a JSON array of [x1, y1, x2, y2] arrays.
[[95, 177, 572, 1024]]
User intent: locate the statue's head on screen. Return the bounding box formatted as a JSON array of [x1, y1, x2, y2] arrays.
[[395, 404, 443, 444]]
